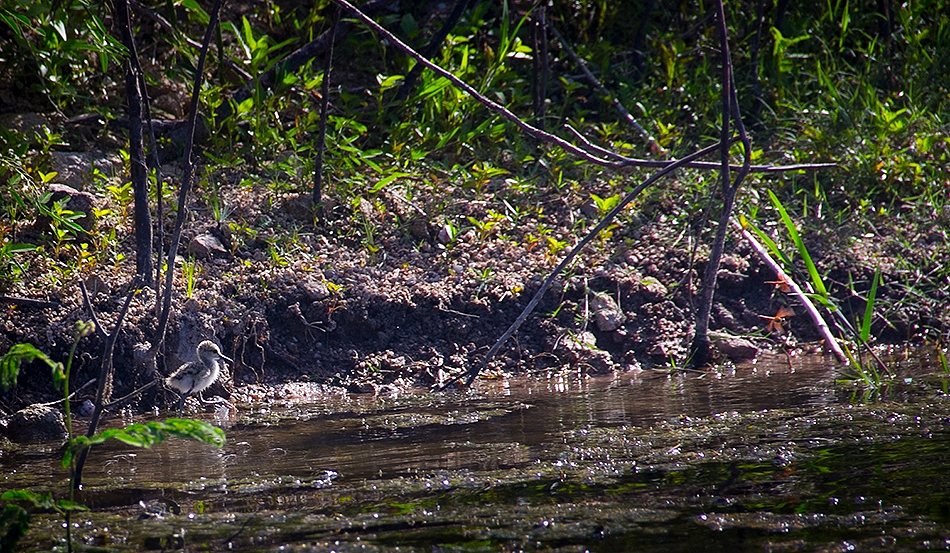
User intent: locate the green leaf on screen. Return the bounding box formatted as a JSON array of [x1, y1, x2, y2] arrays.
[[0, 489, 87, 518], [740, 214, 792, 267], [65, 418, 225, 468], [376, 74, 404, 91], [860, 269, 880, 343], [370, 172, 410, 193], [768, 190, 827, 298], [0, 503, 31, 553], [1, 489, 53, 510], [591, 193, 621, 214], [0, 343, 59, 392], [2, 243, 37, 255], [241, 16, 257, 51], [53, 499, 88, 513], [179, 0, 210, 25]]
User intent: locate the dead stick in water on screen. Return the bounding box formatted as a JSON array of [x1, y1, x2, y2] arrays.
[[730, 218, 847, 364]]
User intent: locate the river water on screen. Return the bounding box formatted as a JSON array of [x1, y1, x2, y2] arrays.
[[3, 351, 949, 551]]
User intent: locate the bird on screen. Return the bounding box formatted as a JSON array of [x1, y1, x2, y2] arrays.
[[165, 340, 233, 411]]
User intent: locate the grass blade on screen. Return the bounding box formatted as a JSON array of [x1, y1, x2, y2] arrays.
[[768, 190, 828, 298], [860, 269, 880, 343]]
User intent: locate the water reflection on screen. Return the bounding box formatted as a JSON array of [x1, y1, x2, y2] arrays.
[[3, 351, 948, 552]]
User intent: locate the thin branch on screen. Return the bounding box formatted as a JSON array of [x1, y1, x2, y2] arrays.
[[530, 3, 548, 127], [549, 24, 663, 155], [73, 278, 141, 489], [35, 379, 97, 407], [312, 6, 340, 206], [331, 0, 831, 174], [152, 0, 225, 356], [731, 218, 847, 363], [690, 0, 753, 367], [456, 139, 730, 387], [129, 0, 252, 81], [102, 378, 160, 411], [78, 281, 108, 341], [121, 1, 167, 291], [0, 295, 60, 309], [396, 0, 473, 100], [116, 0, 153, 281]]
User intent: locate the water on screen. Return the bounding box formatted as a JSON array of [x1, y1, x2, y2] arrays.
[[3, 352, 950, 551]]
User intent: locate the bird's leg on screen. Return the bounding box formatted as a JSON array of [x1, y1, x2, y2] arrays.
[[175, 392, 188, 413]]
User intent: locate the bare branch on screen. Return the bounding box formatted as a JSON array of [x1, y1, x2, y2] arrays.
[[73, 277, 142, 489], [549, 24, 663, 155], [0, 295, 60, 309], [690, 0, 754, 366], [152, 0, 225, 356], [331, 0, 832, 174], [456, 139, 731, 387], [313, 6, 340, 206], [78, 281, 107, 341], [731, 218, 848, 363]]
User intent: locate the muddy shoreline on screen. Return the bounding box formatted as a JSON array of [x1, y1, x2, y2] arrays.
[[3, 181, 947, 414]]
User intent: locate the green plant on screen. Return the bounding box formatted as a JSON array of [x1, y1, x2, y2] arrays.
[[745, 193, 892, 389], [590, 192, 622, 240], [471, 266, 495, 299], [0, 0, 126, 106], [105, 180, 134, 218], [182, 257, 202, 299], [0, 238, 37, 290], [34, 193, 86, 258], [936, 345, 949, 395], [768, 190, 830, 305], [0, 325, 226, 551]]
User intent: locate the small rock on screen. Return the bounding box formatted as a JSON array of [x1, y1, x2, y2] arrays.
[[77, 400, 96, 418], [40, 183, 98, 232], [565, 331, 597, 350], [709, 331, 759, 361], [187, 233, 227, 259], [299, 278, 330, 301], [590, 292, 626, 332], [0, 112, 63, 137], [437, 224, 454, 244], [48, 151, 122, 188], [560, 331, 615, 374], [6, 404, 67, 443], [640, 277, 669, 300]]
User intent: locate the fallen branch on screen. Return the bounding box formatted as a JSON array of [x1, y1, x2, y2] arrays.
[[0, 295, 60, 309], [731, 218, 847, 363], [455, 139, 731, 387]]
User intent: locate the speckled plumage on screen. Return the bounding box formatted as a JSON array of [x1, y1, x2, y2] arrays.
[[165, 341, 232, 400]]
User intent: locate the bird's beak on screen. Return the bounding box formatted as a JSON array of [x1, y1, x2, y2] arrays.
[[220, 352, 234, 364]]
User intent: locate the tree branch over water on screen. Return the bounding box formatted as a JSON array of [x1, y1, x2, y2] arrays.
[[331, 0, 834, 174], [331, 0, 837, 386]]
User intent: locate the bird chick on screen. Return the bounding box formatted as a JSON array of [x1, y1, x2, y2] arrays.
[[165, 340, 232, 410]]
